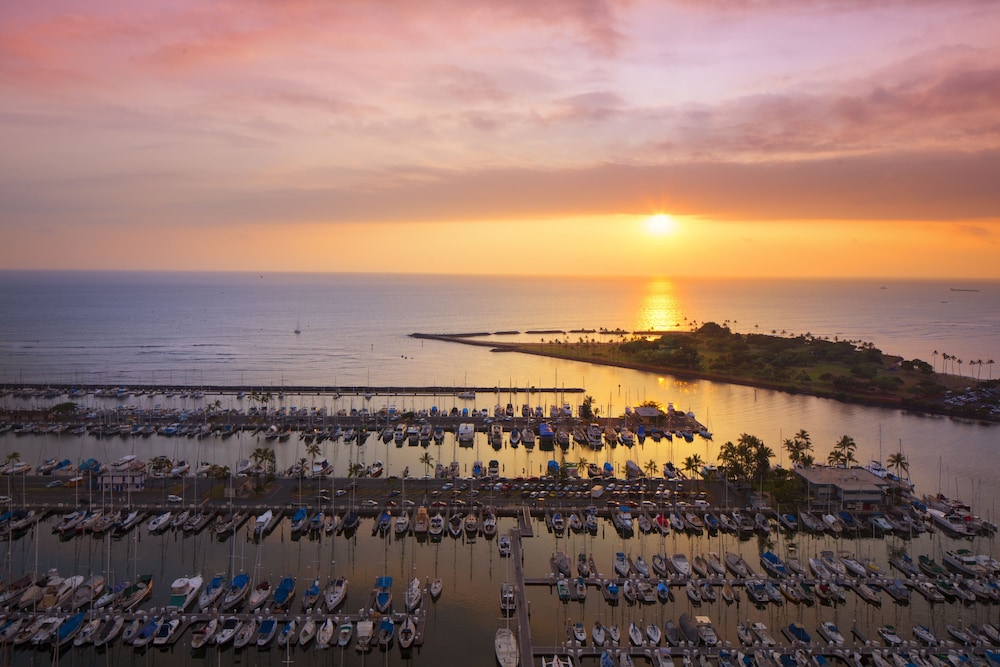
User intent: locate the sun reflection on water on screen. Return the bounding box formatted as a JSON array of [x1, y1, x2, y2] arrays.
[[633, 278, 684, 333]]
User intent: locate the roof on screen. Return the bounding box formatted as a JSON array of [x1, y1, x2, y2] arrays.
[[794, 466, 888, 492], [634, 406, 662, 418]]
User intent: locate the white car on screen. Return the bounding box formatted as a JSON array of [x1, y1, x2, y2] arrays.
[[0, 496, 10, 504], [167, 494, 183, 503]]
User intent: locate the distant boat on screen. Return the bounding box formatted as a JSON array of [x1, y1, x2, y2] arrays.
[[294, 321, 301, 334]]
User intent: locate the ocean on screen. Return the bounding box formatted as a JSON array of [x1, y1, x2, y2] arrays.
[[0, 271, 998, 666]]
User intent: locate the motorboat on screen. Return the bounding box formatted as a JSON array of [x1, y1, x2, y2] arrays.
[[153, 617, 183, 647], [337, 621, 354, 647], [214, 616, 242, 646], [166, 573, 203, 612]]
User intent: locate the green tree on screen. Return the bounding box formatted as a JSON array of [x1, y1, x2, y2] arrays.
[[683, 453, 704, 489], [833, 435, 857, 467], [886, 452, 909, 483], [644, 459, 659, 478]]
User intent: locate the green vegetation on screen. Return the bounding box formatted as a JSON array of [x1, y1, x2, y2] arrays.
[[512, 321, 977, 414]]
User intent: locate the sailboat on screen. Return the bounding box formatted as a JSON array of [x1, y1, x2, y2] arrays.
[[496, 547, 519, 667], [294, 320, 301, 335]]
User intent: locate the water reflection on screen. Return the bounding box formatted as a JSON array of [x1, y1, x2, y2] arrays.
[[634, 279, 684, 334]]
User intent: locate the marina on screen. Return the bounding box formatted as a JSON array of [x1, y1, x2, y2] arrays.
[[0, 273, 998, 666]]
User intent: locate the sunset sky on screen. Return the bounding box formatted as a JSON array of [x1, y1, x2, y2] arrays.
[[2, 0, 998, 277]]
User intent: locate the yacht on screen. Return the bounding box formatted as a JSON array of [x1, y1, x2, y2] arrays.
[[166, 574, 203, 612]]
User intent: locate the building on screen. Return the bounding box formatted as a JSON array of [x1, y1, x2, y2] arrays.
[[794, 466, 890, 510], [99, 470, 146, 494]]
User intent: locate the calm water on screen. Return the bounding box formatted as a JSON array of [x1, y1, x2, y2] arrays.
[[1, 271, 999, 665]]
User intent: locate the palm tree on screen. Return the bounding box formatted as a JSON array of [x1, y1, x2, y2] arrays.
[[306, 442, 321, 489], [262, 448, 276, 482], [644, 459, 659, 478], [683, 454, 704, 490], [886, 452, 909, 482], [827, 450, 847, 467], [4, 451, 20, 465], [418, 452, 434, 477], [932, 350, 938, 372], [833, 435, 857, 467], [989, 359, 995, 380], [348, 462, 364, 478]]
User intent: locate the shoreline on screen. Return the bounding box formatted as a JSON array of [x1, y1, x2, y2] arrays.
[[412, 333, 1000, 424]]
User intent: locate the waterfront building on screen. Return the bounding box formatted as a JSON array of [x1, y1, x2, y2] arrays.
[[794, 466, 890, 510]]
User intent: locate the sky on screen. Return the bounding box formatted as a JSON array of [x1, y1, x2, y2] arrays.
[[1, 0, 999, 278]]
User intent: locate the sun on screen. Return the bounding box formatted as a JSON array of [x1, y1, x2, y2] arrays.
[[645, 213, 677, 236]]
